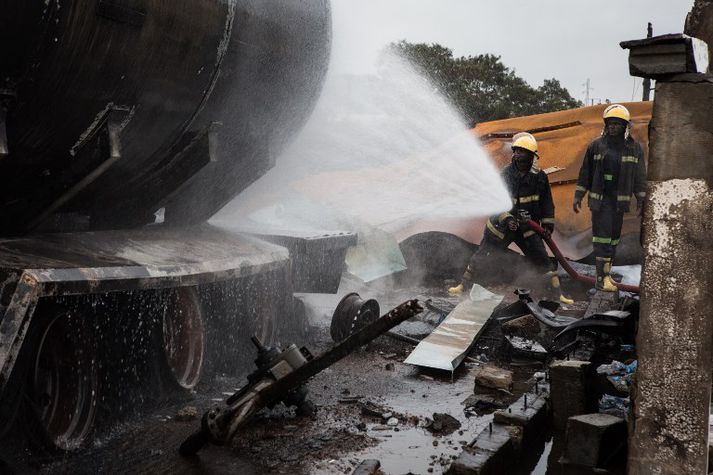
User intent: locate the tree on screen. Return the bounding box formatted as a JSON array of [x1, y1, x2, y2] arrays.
[[386, 41, 582, 126]]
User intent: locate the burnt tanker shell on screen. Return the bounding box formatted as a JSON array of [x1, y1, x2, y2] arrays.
[[0, 0, 331, 234]]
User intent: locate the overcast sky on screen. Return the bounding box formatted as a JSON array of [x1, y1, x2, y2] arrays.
[[330, 0, 695, 104]]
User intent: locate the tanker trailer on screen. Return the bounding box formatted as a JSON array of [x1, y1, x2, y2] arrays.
[[0, 0, 333, 451]]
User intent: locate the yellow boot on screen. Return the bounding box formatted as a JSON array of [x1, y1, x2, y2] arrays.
[[602, 261, 618, 292], [448, 283, 464, 295], [547, 271, 575, 304], [596, 258, 618, 292]]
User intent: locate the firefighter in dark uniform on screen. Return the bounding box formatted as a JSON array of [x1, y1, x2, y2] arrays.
[[573, 104, 646, 292], [449, 133, 573, 304]]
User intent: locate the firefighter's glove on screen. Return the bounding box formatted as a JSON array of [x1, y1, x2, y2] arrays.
[[505, 217, 518, 231], [572, 197, 582, 214]]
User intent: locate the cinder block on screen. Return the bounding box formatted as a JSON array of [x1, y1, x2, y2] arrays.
[[493, 391, 548, 438], [563, 413, 626, 467], [550, 360, 595, 431], [447, 424, 515, 474]]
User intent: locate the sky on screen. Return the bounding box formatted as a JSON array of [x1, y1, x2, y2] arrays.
[[330, 0, 695, 104]]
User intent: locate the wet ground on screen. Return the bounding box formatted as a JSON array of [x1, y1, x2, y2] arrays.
[[9, 278, 590, 475]]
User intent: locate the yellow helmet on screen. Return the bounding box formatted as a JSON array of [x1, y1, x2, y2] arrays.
[[512, 132, 538, 154], [603, 104, 630, 122]]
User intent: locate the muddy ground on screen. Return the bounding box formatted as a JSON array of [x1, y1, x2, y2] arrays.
[[8, 279, 590, 475]]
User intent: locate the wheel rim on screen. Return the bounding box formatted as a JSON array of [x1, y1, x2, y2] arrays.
[[32, 311, 98, 450], [162, 287, 205, 389]]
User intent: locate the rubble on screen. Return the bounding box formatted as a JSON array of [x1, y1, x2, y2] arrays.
[[462, 395, 505, 417], [359, 401, 384, 418], [426, 413, 462, 436], [504, 335, 548, 361], [599, 395, 630, 420], [175, 406, 198, 422], [351, 459, 381, 475], [501, 314, 540, 339], [473, 365, 513, 391]]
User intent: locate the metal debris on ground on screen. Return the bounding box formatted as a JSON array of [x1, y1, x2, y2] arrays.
[[404, 284, 503, 372], [505, 335, 548, 361], [179, 299, 423, 456]]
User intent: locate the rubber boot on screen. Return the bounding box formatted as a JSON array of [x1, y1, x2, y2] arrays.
[[449, 265, 474, 295], [546, 271, 575, 304], [602, 261, 619, 292], [595, 257, 618, 292], [448, 283, 464, 295]]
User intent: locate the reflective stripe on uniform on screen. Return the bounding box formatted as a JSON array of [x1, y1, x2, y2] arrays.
[[511, 194, 540, 204], [604, 174, 614, 181], [575, 185, 587, 192], [593, 154, 603, 161], [635, 192, 646, 198], [541, 217, 555, 224], [617, 195, 631, 201], [611, 238, 620, 246], [595, 256, 612, 262], [589, 192, 602, 200], [592, 236, 612, 244], [486, 219, 505, 240], [497, 212, 513, 223], [523, 230, 536, 238], [621, 155, 638, 163]]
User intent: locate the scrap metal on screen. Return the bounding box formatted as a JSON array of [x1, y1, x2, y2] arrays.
[[404, 284, 503, 372], [179, 299, 424, 456]]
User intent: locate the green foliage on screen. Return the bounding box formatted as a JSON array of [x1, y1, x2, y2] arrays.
[[386, 41, 582, 126]]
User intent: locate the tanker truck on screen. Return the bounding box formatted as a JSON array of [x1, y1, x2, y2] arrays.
[[0, 0, 344, 452]]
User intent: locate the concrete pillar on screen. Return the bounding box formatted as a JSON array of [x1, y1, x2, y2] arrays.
[[629, 75, 713, 475]]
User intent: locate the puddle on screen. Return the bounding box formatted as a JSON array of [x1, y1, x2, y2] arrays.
[[531, 439, 553, 474], [312, 365, 492, 474]]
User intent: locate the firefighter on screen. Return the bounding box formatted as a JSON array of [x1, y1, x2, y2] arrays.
[[449, 133, 573, 304], [572, 104, 646, 292]]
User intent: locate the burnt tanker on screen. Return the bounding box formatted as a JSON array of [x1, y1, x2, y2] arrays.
[[0, 0, 336, 453]]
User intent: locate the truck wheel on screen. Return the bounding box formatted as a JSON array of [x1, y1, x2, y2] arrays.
[[161, 287, 205, 390], [28, 310, 98, 450]]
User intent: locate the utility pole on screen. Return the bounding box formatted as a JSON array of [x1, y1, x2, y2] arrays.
[[642, 23, 653, 100]]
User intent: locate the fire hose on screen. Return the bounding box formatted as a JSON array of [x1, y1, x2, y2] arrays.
[[526, 219, 640, 294]]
